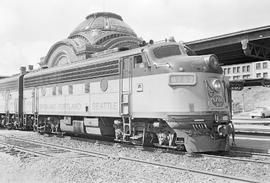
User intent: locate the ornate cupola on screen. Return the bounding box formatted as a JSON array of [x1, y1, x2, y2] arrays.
[[40, 12, 142, 68]]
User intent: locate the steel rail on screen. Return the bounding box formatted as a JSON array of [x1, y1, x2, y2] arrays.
[[2, 135, 261, 183], [0, 141, 52, 157], [231, 150, 270, 157], [201, 153, 270, 165], [0, 135, 153, 182], [73, 135, 270, 165]]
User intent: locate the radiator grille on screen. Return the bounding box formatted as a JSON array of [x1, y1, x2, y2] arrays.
[[0, 80, 18, 91], [24, 60, 119, 88]]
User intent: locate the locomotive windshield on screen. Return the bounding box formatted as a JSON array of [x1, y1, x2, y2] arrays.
[[152, 45, 182, 58], [183, 45, 197, 56]]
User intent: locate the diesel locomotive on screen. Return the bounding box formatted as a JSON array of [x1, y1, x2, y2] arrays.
[[0, 39, 234, 152]]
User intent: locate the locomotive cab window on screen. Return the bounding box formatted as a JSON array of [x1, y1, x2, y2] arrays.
[[152, 45, 182, 59], [134, 55, 144, 68], [183, 45, 196, 56]]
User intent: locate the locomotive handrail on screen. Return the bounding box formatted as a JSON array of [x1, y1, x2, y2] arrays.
[[153, 62, 172, 69]]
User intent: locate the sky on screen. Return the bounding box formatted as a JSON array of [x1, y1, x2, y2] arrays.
[[1, 0, 270, 75]]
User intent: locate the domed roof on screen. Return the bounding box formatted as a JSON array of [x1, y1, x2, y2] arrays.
[[41, 12, 142, 68], [69, 12, 137, 37]]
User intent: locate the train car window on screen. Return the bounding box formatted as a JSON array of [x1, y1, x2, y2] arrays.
[[122, 58, 129, 69], [152, 45, 181, 58], [52, 87, 56, 96], [134, 55, 144, 68], [41, 88, 46, 96], [68, 85, 73, 95], [85, 83, 90, 93], [58, 86, 62, 95]]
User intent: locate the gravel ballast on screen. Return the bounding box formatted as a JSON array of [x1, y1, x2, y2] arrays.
[[0, 129, 269, 183]]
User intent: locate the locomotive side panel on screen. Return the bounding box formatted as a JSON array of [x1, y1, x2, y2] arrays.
[[0, 76, 20, 115], [0, 91, 6, 114], [35, 79, 120, 117], [24, 89, 34, 114], [37, 84, 88, 116], [0, 75, 26, 129], [7, 91, 19, 114], [64, 83, 89, 116], [38, 87, 62, 115], [131, 73, 210, 118], [89, 79, 119, 117]]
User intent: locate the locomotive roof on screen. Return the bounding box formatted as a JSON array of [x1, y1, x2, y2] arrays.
[[0, 74, 21, 91], [25, 41, 182, 78], [0, 74, 20, 84]]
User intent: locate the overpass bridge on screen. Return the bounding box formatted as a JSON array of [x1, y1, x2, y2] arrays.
[[185, 25, 270, 65], [185, 25, 270, 89]]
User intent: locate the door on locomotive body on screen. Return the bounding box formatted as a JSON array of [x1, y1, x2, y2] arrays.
[[3, 90, 10, 124], [9, 91, 18, 114], [0, 91, 5, 114], [14, 98, 18, 114], [31, 89, 35, 113], [131, 54, 151, 118], [7, 90, 16, 114], [120, 56, 133, 116], [4, 90, 10, 113], [33, 87, 39, 114]]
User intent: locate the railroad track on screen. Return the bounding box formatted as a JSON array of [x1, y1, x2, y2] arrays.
[[0, 135, 153, 182], [0, 141, 51, 158], [231, 150, 270, 158], [0, 134, 262, 183], [70, 134, 270, 166], [3, 132, 270, 168], [200, 152, 270, 166]]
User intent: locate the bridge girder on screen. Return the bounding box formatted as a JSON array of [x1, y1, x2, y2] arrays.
[[185, 25, 270, 65], [241, 39, 270, 60]]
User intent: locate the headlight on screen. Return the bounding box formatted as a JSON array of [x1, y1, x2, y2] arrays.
[[169, 74, 196, 86], [212, 79, 222, 92], [209, 55, 219, 69], [204, 55, 222, 73]]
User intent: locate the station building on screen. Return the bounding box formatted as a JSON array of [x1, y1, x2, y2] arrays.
[[221, 60, 270, 80]]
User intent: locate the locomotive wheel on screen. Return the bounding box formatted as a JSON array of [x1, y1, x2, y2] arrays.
[[142, 130, 155, 146]]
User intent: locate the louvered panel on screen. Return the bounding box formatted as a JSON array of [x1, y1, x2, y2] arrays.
[[24, 60, 119, 88], [25, 69, 119, 87], [0, 80, 18, 91], [25, 64, 118, 84], [25, 61, 119, 83], [25, 61, 118, 83]]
